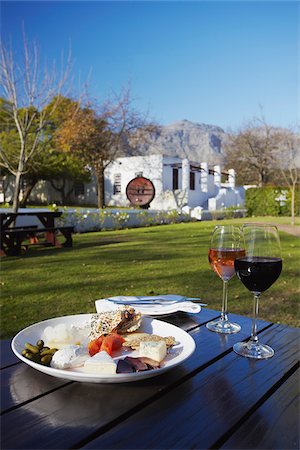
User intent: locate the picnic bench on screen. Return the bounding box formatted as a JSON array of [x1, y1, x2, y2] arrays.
[[1, 308, 299, 449], [0, 210, 73, 256]]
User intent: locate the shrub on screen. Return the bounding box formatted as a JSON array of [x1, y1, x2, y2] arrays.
[[245, 187, 300, 217], [110, 211, 130, 229], [55, 207, 192, 233], [280, 189, 300, 216]]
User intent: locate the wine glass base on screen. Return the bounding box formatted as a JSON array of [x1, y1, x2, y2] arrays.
[[233, 341, 274, 359], [206, 319, 241, 334]]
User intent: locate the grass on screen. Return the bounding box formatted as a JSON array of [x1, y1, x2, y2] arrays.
[[1, 217, 299, 338]]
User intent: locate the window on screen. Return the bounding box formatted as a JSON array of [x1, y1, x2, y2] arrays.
[[74, 182, 85, 196], [190, 172, 195, 190], [172, 168, 178, 190], [113, 173, 121, 194], [221, 172, 228, 183]]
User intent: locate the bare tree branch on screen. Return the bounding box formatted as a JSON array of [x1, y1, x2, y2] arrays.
[[0, 32, 73, 211]]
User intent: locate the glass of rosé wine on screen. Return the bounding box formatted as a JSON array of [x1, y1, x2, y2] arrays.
[[233, 224, 282, 359], [206, 225, 245, 334]]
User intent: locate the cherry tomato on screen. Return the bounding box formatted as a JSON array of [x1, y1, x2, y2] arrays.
[[88, 339, 100, 356], [88, 335, 106, 356], [88, 333, 125, 356], [100, 333, 125, 356]]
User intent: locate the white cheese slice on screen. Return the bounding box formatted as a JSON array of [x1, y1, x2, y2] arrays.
[[83, 351, 117, 374], [139, 340, 167, 362]]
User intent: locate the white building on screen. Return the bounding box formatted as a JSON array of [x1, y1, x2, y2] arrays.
[[1, 154, 244, 211], [104, 154, 244, 211]]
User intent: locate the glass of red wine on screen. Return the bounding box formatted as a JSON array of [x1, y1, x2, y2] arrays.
[[234, 223, 282, 359], [206, 225, 245, 334]]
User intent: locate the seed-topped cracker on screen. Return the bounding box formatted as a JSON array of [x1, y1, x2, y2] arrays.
[[90, 307, 142, 339]]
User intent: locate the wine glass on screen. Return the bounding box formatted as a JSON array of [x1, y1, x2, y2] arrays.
[[206, 225, 245, 334], [233, 224, 282, 359]]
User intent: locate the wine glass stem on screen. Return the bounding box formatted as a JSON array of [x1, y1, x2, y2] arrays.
[[250, 293, 260, 343], [221, 280, 228, 322]]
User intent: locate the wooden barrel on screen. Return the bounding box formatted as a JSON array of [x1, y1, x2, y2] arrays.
[[126, 177, 155, 208]]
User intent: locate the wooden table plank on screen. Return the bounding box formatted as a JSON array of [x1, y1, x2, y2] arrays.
[[220, 368, 300, 450], [1, 364, 73, 413], [0, 339, 19, 368], [80, 325, 299, 450], [0, 315, 271, 450]]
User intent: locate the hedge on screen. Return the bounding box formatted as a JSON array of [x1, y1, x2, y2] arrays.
[[245, 187, 300, 217]]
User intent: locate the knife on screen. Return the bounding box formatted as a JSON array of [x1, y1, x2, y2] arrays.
[[107, 297, 207, 306]]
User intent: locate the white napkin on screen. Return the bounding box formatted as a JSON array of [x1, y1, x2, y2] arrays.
[[94, 297, 201, 316]]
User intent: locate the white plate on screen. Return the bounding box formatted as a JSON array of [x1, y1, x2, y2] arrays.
[[11, 314, 196, 383]]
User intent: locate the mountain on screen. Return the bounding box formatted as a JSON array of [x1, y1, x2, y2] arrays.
[[133, 119, 226, 165]]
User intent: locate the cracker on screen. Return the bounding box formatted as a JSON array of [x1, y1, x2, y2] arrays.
[[122, 334, 176, 350]]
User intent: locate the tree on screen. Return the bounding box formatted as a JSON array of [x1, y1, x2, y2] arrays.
[[19, 148, 90, 206], [274, 128, 300, 225], [42, 96, 90, 205], [57, 88, 156, 208], [224, 118, 279, 186], [56, 107, 108, 208], [0, 96, 89, 206], [0, 33, 71, 212], [224, 115, 300, 224], [48, 152, 90, 205]]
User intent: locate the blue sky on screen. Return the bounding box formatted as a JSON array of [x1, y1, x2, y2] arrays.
[[1, 1, 299, 130]]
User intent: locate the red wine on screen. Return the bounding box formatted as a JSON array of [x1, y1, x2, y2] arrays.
[[208, 248, 246, 281], [234, 257, 282, 293]]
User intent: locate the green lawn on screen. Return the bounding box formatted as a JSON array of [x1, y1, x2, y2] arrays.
[[1, 217, 299, 338]]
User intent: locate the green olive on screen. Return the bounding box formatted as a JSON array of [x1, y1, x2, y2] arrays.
[[40, 348, 57, 356], [36, 340, 44, 349], [41, 354, 52, 364], [25, 343, 40, 354], [25, 352, 40, 362]]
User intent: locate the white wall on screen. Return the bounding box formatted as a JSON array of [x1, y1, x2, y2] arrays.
[[105, 154, 164, 207], [208, 187, 244, 210]]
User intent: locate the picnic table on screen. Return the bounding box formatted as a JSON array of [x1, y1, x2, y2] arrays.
[[1, 308, 299, 449], [0, 210, 73, 256]]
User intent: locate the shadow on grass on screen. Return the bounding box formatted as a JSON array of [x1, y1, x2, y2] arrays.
[[0, 237, 131, 261]]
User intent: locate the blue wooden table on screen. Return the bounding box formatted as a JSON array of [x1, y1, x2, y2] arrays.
[[1, 309, 299, 449]]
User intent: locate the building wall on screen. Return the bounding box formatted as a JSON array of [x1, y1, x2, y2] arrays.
[[104, 154, 164, 207], [208, 187, 244, 210], [103, 155, 243, 210], [1, 154, 244, 211]]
